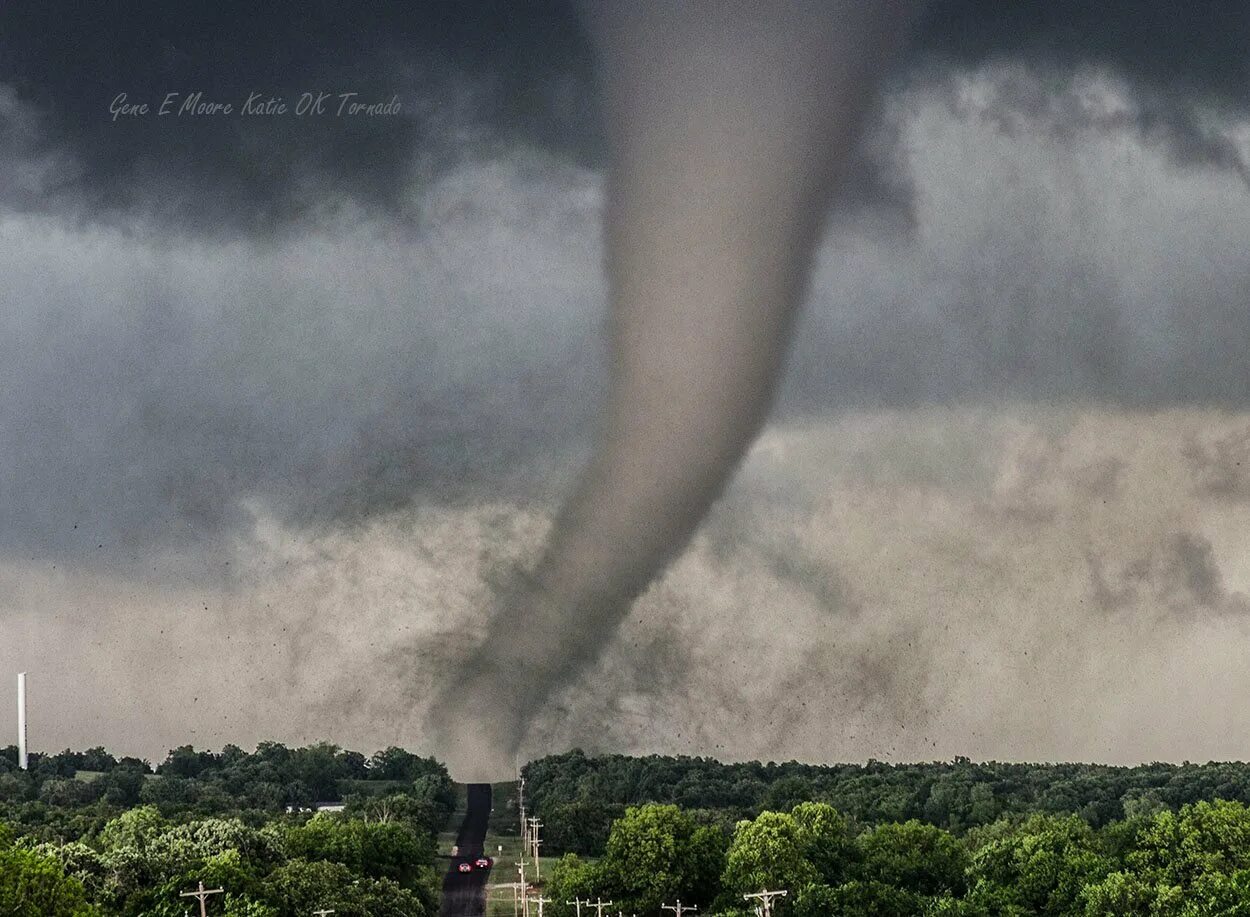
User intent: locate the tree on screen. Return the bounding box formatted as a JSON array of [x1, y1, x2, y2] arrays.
[[594, 804, 726, 913], [1079, 871, 1183, 916], [855, 820, 969, 897], [97, 768, 145, 806], [545, 853, 606, 917], [283, 814, 433, 887], [367, 746, 423, 781], [0, 845, 99, 917], [100, 805, 167, 849], [721, 811, 819, 901], [967, 814, 1110, 915], [264, 859, 430, 917], [79, 747, 117, 773], [792, 880, 925, 917], [765, 777, 816, 813], [1130, 799, 1250, 887], [791, 802, 856, 886]]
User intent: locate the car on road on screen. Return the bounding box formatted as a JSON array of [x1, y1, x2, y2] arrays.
[[475, 857, 492, 869], [457, 861, 473, 873]]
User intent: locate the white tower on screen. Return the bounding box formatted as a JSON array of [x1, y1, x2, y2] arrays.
[[17, 672, 28, 770]]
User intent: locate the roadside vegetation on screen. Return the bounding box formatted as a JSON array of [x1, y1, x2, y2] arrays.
[[0, 742, 453, 916]]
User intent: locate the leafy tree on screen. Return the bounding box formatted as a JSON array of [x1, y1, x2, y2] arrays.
[[765, 777, 816, 813], [967, 814, 1111, 915], [264, 859, 430, 917], [1129, 799, 1250, 886], [545, 853, 606, 917], [0, 844, 99, 916], [721, 811, 819, 902], [793, 879, 926, 917], [79, 748, 117, 773], [99, 805, 167, 849], [856, 820, 969, 896], [791, 801, 856, 885], [1079, 871, 1183, 915], [97, 768, 145, 806], [283, 814, 432, 887], [593, 804, 726, 913]]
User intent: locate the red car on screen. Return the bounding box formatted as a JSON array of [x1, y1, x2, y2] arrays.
[[475, 857, 492, 869], [457, 861, 473, 873]]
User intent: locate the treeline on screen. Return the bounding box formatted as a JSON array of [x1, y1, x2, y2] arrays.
[[1, 804, 439, 916], [0, 742, 455, 841], [544, 798, 1250, 915], [0, 741, 455, 916], [524, 751, 1250, 855]]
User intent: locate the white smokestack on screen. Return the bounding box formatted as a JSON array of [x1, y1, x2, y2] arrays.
[[17, 672, 27, 770]]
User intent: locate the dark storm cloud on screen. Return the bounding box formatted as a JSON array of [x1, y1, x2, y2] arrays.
[[0, 0, 596, 232], [1, 0, 1248, 573], [916, 0, 1250, 103], [4, 0, 1246, 233]]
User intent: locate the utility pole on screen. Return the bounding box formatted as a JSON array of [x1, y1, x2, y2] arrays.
[[743, 890, 788, 917], [312, 910, 336, 917], [516, 861, 531, 917], [179, 881, 224, 917], [662, 901, 697, 917], [588, 898, 615, 917], [567, 898, 589, 916], [529, 894, 552, 917], [527, 817, 544, 879]]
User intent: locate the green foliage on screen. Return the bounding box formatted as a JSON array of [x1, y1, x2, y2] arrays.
[[591, 804, 726, 913], [544, 853, 606, 916], [966, 813, 1111, 914], [523, 752, 1250, 855], [790, 801, 856, 885], [793, 879, 926, 917], [1130, 799, 1250, 885], [283, 812, 433, 887], [99, 805, 167, 849], [262, 858, 433, 916], [721, 811, 819, 900], [0, 741, 449, 916], [0, 844, 99, 916], [856, 819, 970, 896]]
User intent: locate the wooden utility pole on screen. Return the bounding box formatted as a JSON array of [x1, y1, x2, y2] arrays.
[[588, 898, 615, 917], [662, 901, 698, 917], [567, 898, 589, 916], [312, 910, 336, 917], [516, 862, 531, 917], [743, 890, 788, 917], [179, 881, 223, 917], [527, 817, 544, 879], [529, 894, 552, 917]]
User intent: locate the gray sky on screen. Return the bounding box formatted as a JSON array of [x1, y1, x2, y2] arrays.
[[1, 1, 1248, 765]]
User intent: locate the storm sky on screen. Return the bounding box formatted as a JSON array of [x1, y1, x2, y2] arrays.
[[1, 0, 1249, 766]]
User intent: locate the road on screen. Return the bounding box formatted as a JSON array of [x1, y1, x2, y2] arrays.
[[440, 783, 494, 917]]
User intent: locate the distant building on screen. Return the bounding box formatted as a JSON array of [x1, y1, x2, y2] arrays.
[[285, 801, 347, 814]]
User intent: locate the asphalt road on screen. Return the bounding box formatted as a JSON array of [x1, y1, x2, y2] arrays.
[[440, 783, 494, 917]]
